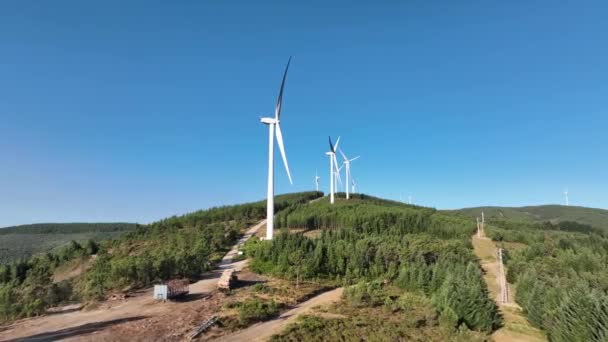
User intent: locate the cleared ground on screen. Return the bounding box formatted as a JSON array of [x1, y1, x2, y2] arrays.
[[471, 234, 546, 342]]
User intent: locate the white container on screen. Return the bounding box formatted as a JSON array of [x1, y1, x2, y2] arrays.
[[154, 284, 168, 300]]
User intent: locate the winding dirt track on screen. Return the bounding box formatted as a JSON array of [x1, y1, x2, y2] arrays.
[[216, 287, 343, 342], [0, 220, 267, 342]]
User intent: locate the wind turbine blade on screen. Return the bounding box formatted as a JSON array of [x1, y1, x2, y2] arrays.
[[334, 136, 341, 152], [328, 136, 334, 152], [333, 154, 342, 184], [275, 57, 292, 120], [349, 156, 360, 162], [339, 148, 347, 161], [275, 123, 292, 184]]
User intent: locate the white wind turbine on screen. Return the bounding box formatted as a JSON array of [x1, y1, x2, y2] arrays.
[[335, 164, 344, 193], [339, 149, 359, 200], [315, 170, 320, 192], [564, 188, 569, 206], [351, 178, 356, 194], [260, 58, 293, 240], [326, 136, 341, 204]]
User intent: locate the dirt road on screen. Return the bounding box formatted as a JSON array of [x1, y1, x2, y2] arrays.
[[0, 220, 266, 342], [471, 234, 545, 342], [216, 287, 343, 342]]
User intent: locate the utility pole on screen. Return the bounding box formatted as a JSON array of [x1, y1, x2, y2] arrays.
[[498, 248, 508, 304]]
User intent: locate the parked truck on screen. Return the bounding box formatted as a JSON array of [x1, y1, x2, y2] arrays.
[[217, 269, 236, 291], [154, 279, 189, 300]]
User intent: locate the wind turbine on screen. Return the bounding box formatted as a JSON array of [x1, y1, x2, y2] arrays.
[[326, 136, 340, 204], [315, 170, 320, 192], [339, 150, 359, 200], [351, 178, 356, 194], [564, 188, 569, 206], [260, 58, 293, 240], [335, 164, 344, 193], [408, 195, 412, 205]]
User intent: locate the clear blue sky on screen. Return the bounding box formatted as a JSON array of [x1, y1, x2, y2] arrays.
[[1, 1, 607, 227]]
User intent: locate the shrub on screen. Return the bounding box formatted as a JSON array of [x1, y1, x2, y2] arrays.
[[343, 281, 386, 307], [237, 298, 279, 325]]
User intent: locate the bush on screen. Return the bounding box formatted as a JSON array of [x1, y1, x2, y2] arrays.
[[343, 281, 386, 307], [237, 298, 279, 325]]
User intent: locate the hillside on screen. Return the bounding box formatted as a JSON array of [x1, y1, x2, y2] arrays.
[[474, 207, 608, 341], [0, 223, 138, 263], [3, 193, 606, 341], [246, 193, 501, 340], [452, 205, 608, 230], [0, 192, 322, 322]]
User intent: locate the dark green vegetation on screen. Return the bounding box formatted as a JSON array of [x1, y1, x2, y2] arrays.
[[0, 223, 137, 263], [483, 216, 608, 341], [235, 298, 280, 326], [247, 194, 501, 339], [454, 205, 608, 231], [0, 192, 322, 322]]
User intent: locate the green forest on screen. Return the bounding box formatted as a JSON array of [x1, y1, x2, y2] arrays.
[[0, 223, 137, 263], [0, 192, 322, 322], [247, 194, 501, 339], [454, 205, 608, 232], [3, 193, 607, 341], [483, 217, 608, 341]]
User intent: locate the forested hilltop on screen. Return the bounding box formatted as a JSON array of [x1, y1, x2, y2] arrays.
[[0, 223, 137, 263], [0, 192, 322, 322], [479, 211, 608, 341], [245, 194, 501, 340], [453, 205, 608, 231]]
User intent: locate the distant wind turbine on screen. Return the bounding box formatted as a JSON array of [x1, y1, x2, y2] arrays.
[[260, 58, 293, 240], [408, 195, 412, 205], [564, 188, 569, 206], [339, 149, 358, 200], [351, 178, 356, 194], [315, 170, 320, 192], [326, 136, 341, 204]]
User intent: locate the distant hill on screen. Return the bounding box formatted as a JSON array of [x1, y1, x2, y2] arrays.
[[0, 223, 137, 263], [451, 205, 608, 230]]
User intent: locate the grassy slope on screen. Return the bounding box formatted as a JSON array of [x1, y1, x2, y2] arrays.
[[451, 205, 608, 230]]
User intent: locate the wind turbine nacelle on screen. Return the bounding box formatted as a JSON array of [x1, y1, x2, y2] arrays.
[[260, 117, 277, 124]]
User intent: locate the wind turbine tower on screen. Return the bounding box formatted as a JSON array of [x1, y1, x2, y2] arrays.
[[408, 195, 412, 205], [260, 58, 293, 240], [315, 170, 320, 192], [326, 136, 340, 204], [564, 188, 569, 206]]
